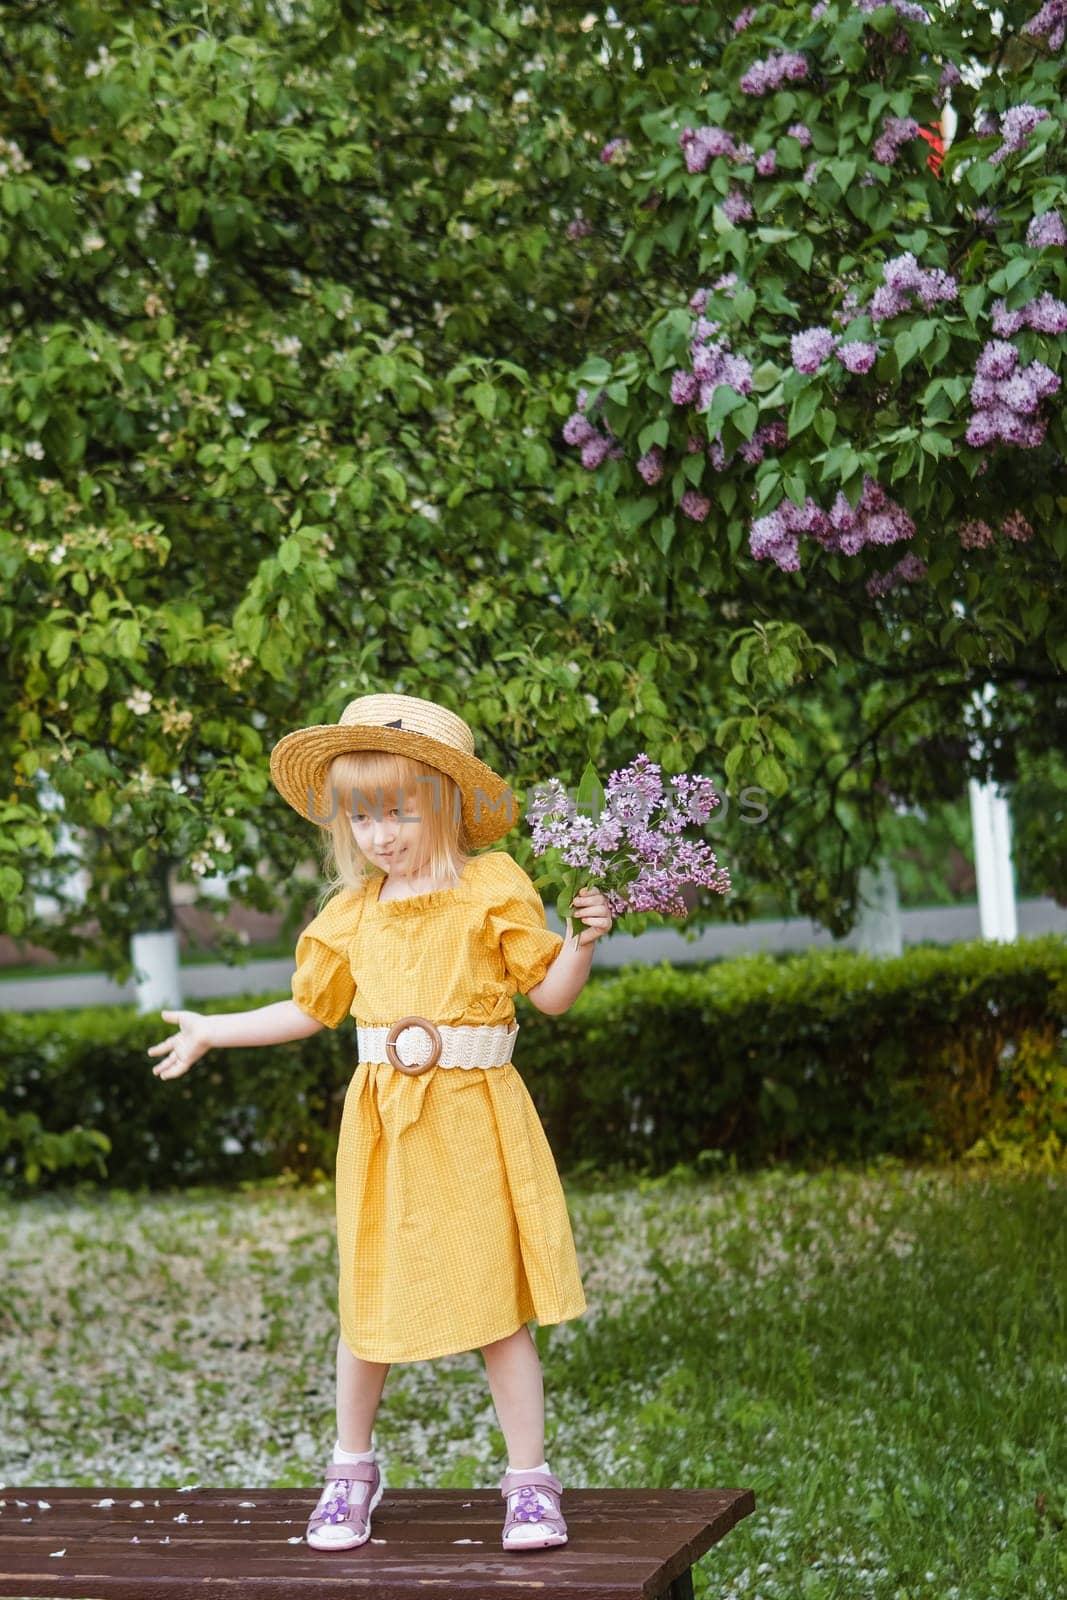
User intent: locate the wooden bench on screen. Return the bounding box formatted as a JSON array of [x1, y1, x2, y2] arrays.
[[1, 1483, 755, 1598]]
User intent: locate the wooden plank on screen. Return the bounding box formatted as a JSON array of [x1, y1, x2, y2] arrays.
[[0, 1486, 755, 1599]]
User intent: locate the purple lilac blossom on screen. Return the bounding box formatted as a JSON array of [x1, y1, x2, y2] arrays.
[[756, 149, 778, 177], [869, 252, 958, 321], [563, 412, 596, 446], [722, 189, 754, 223], [680, 490, 711, 522], [865, 552, 928, 597], [714, 272, 739, 296], [1027, 210, 1066, 248], [1001, 512, 1034, 542], [965, 341, 1060, 448], [958, 519, 995, 549], [992, 292, 1067, 337], [873, 116, 920, 165], [803, 161, 819, 184], [566, 216, 593, 240], [812, 0, 828, 15], [637, 446, 665, 485], [689, 288, 709, 313], [671, 369, 699, 405], [988, 105, 1051, 166], [858, 0, 930, 18], [738, 420, 788, 464], [1024, 0, 1067, 49], [599, 138, 629, 164], [580, 433, 613, 469], [734, 4, 757, 29], [679, 125, 738, 173], [836, 340, 879, 374], [787, 122, 813, 148], [740, 51, 809, 96], [791, 327, 837, 373]]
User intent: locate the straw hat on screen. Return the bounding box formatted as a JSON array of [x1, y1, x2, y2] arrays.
[[268, 692, 517, 847]]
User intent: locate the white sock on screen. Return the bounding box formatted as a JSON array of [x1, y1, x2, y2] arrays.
[[333, 1440, 376, 1464], [507, 1459, 549, 1475]]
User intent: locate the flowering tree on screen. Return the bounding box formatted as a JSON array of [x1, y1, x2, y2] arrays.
[[3, 0, 1064, 974], [560, 1, 1066, 836]]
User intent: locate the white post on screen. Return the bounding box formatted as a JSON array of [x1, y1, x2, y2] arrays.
[[853, 858, 903, 957], [965, 680, 1017, 943], [131, 928, 184, 1015], [968, 778, 1018, 942]]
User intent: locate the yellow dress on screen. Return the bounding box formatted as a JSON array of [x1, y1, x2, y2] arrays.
[[290, 848, 588, 1363]]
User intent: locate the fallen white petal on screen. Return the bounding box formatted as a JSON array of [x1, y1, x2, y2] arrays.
[[177, 1484, 199, 1493], [173, 1512, 189, 1523], [287, 1536, 303, 1544], [38, 1500, 51, 1509], [452, 1538, 483, 1544], [129, 1500, 144, 1508], [49, 1549, 66, 1557], [93, 1498, 116, 1508], [238, 1501, 256, 1507]]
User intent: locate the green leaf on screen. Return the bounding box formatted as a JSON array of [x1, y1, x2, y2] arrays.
[[788, 386, 820, 437], [251, 449, 276, 487], [278, 537, 301, 573], [471, 381, 496, 421]]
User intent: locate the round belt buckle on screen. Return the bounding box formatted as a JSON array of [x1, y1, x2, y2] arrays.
[[385, 1016, 443, 1075]]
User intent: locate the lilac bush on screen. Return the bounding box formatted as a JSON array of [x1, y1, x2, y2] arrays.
[[558, 0, 1065, 651]]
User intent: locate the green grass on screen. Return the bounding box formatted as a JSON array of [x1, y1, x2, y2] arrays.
[[1, 1162, 1063, 1599]]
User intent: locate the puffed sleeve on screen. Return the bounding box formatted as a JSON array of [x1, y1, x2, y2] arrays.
[[483, 852, 565, 996], [290, 888, 362, 1029]]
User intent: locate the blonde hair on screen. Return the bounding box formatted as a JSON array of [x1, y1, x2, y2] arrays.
[[314, 748, 475, 910]]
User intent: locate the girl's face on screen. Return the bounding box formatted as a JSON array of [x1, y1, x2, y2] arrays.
[[349, 786, 429, 877]]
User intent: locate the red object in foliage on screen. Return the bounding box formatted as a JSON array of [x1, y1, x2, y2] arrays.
[[918, 124, 944, 177]]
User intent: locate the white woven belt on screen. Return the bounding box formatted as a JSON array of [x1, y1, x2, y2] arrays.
[[357, 1015, 519, 1075]]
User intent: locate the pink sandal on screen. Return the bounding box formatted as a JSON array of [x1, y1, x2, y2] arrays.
[[499, 1466, 569, 1551], [306, 1458, 383, 1551]]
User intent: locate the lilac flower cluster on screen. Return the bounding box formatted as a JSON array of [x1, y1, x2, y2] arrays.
[[599, 138, 630, 165], [865, 552, 928, 597], [750, 476, 915, 572], [680, 489, 711, 522], [1002, 511, 1034, 542], [737, 419, 788, 464], [991, 292, 1067, 337], [527, 756, 730, 920], [679, 125, 739, 173], [566, 215, 593, 240], [812, 0, 828, 16], [791, 327, 837, 374], [790, 328, 879, 375], [756, 149, 778, 177], [873, 116, 920, 165], [671, 313, 753, 418], [689, 275, 738, 313], [965, 341, 1061, 449], [722, 189, 754, 223], [1027, 210, 1066, 248], [956, 515, 1033, 549], [869, 252, 958, 322], [788, 122, 813, 148], [987, 105, 1050, 166], [858, 0, 930, 19], [734, 4, 756, 29], [1024, 0, 1067, 50], [563, 392, 627, 469], [636, 445, 664, 485], [837, 340, 879, 374], [739, 51, 809, 96]]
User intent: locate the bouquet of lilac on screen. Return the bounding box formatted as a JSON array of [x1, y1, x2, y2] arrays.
[[526, 754, 731, 948]]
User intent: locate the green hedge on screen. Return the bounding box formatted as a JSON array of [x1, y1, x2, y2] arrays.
[[3, 935, 1065, 1194]]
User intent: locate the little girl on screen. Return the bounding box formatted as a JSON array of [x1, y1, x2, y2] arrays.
[[148, 692, 611, 1554]]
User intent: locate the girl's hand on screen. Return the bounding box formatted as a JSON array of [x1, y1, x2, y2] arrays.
[[565, 885, 613, 949], [147, 1009, 214, 1081]]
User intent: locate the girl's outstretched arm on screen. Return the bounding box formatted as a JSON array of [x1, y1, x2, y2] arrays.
[[148, 999, 324, 1081]]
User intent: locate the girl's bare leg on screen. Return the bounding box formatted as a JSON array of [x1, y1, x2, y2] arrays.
[[336, 1333, 390, 1453], [480, 1324, 545, 1469]]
